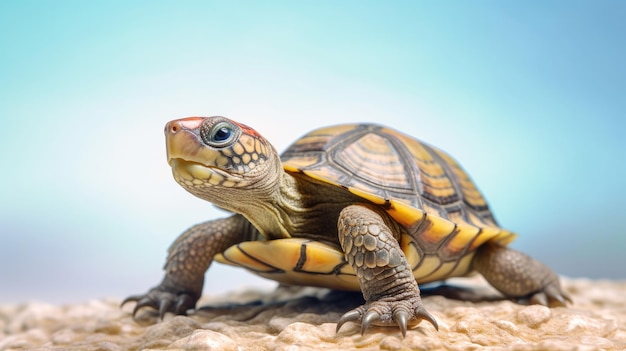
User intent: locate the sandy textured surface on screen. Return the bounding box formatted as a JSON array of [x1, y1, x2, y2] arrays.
[[1, 276, 624, 351]]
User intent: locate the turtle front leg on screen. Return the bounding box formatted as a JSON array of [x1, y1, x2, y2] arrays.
[[122, 214, 257, 319], [472, 243, 572, 306], [336, 204, 438, 336]]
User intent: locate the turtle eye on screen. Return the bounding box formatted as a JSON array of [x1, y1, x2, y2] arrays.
[[201, 120, 238, 147], [213, 125, 232, 142]]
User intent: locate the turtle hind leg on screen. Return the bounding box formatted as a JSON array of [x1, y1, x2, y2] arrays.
[[336, 204, 438, 336], [472, 243, 572, 307]]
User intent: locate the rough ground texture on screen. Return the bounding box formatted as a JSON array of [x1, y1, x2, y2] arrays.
[[1, 276, 624, 351]]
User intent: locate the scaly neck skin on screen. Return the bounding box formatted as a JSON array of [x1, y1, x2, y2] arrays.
[[239, 170, 359, 242], [234, 170, 308, 240], [187, 154, 307, 240]]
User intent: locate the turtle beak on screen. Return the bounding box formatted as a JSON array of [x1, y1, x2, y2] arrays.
[[164, 117, 206, 165]]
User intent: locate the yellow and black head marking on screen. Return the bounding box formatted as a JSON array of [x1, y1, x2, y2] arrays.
[[164, 116, 274, 190]]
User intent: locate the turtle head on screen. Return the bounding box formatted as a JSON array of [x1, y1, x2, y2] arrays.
[[164, 116, 282, 211]]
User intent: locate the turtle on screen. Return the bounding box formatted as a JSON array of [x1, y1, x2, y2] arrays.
[[123, 116, 571, 336]]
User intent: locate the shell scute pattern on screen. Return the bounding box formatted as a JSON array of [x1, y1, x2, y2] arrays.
[[215, 238, 360, 290], [281, 124, 516, 272]]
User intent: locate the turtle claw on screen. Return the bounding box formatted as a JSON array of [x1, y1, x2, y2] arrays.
[[122, 286, 198, 320], [416, 307, 439, 331], [546, 283, 572, 305], [134, 297, 158, 317], [335, 302, 438, 336], [529, 292, 548, 306], [336, 309, 362, 333], [175, 294, 195, 315], [121, 294, 142, 310], [121, 295, 159, 318], [158, 298, 174, 319], [529, 283, 572, 307], [361, 310, 381, 335], [392, 310, 409, 337]]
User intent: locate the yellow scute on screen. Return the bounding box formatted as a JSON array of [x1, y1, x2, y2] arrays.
[[219, 239, 348, 275], [387, 199, 425, 226], [300, 240, 350, 274], [282, 155, 320, 172], [216, 239, 360, 291]]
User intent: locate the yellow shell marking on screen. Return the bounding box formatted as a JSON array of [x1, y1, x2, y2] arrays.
[[400, 233, 421, 269], [448, 253, 475, 278], [423, 259, 458, 282], [347, 186, 387, 206], [336, 133, 410, 189], [420, 214, 456, 244], [412, 255, 441, 280], [215, 239, 360, 291], [432, 148, 488, 208], [386, 199, 425, 227], [283, 154, 321, 173], [216, 246, 276, 273]]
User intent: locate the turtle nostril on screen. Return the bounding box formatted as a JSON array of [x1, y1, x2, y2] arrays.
[[165, 121, 182, 135], [165, 118, 205, 135]]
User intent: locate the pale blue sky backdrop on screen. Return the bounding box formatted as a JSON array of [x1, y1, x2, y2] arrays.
[[1, 1, 624, 304]]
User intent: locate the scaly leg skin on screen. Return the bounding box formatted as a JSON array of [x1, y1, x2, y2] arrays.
[[335, 204, 438, 337], [472, 243, 572, 306], [122, 214, 258, 319]]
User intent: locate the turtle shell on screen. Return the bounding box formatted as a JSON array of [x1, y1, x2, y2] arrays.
[[214, 123, 516, 290]]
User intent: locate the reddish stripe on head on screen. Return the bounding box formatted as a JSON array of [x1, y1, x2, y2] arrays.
[[174, 117, 204, 130], [233, 121, 263, 139]]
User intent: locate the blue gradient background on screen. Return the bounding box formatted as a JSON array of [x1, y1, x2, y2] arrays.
[[1, 1, 624, 304]]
